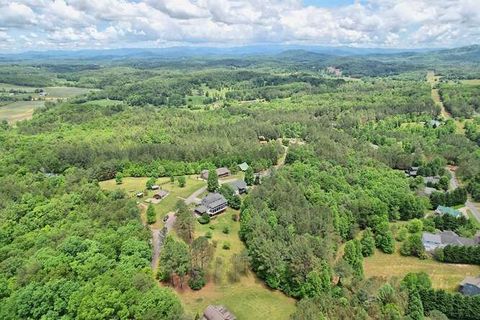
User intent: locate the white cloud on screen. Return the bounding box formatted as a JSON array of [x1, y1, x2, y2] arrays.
[[0, 0, 479, 51]]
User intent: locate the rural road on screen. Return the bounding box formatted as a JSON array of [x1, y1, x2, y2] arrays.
[[447, 166, 480, 223]]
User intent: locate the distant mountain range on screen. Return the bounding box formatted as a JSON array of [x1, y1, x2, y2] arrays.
[[0, 44, 478, 63]]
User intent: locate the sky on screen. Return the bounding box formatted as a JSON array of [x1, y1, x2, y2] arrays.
[[0, 0, 479, 52]]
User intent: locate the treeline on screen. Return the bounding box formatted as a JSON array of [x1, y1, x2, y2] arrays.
[[434, 245, 480, 265]]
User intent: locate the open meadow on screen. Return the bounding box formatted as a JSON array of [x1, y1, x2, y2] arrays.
[[0, 100, 44, 123], [364, 248, 480, 292], [175, 211, 297, 320]]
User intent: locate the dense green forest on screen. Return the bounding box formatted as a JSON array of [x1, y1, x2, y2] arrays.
[[1, 46, 480, 319]]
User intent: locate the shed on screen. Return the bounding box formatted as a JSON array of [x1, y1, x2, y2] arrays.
[[228, 180, 248, 195], [153, 190, 169, 200], [202, 305, 236, 320], [238, 162, 249, 171]]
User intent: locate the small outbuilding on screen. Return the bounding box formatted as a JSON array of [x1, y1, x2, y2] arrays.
[[202, 305, 236, 320], [238, 162, 249, 172], [228, 180, 248, 195], [153, 190, 169, 200], [151, 185, 160, 190]]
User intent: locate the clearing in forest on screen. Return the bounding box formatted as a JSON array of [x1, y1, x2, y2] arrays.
[[0, 100, 44, 123], [364, 248, 480, 292], [174, 212, 296, 320]]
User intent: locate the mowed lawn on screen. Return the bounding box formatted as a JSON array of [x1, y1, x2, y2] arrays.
[[0, 100, 44, 123], [99, 176, 206, 228], [364, 248, 480, 292], [177, 212, 296, 320]]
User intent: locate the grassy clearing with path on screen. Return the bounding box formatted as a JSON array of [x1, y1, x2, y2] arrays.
[[176, 212, 296, 320], [460, 79, 480, 85], [99, 176, 206, 229], [43, 86, 95, 98], [364, 247, 480, 292]]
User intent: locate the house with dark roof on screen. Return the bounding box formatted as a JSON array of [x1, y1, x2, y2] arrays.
[[405, 166, 419, 177], [228, 180, 248, 195], [195, 193, 228, 216], [202, 305, 236, 320], [460, 276, 480, 296], [422, 231, 476, 252], [435, 205, 462, 218], [200, 168, 231, 180], [153, 190, 169, 200]]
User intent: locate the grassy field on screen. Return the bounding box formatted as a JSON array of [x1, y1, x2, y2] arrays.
[[364, 248, 480, 292], [44, 86, 95, 98], [460, 79, 480, 85], [177, 212, 296, 320], [0, 83, 37, 91], [0, 100, 44, 123]]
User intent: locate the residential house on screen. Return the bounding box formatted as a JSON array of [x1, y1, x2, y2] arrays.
[[228, 180, 248, 195], [422, 231, 476, 252], [200, 167, 231, 180], [202, 305, 236, 320], [459, 276, 480, 296], [435, 205, 462, 218], [153, 190, 169, 200], [195, 193, 228, 216], [238, 162, 249, 172], [405, 166, 419, 177]]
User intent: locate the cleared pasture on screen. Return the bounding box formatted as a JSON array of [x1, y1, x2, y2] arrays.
[[0, 100, 44, 123]]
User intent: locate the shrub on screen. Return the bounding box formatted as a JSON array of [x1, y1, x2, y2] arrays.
[[222, 226, 230, 234], [188, 269, 206, 290], [205, 231, 212, 239], [222, 242, 231, 250], [198, 213, 211, 224]]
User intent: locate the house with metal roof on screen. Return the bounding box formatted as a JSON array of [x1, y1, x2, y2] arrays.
[[195, 193, 228, 216], [435, 205, 462, 218], [460, 276, 480, 296], [238, 162, 249, 171]]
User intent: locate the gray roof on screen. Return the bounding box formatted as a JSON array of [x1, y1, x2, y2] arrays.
[[216, 167, 230, 176], [228, 180, 247, 191], [195, 205, 207, 214], [202, 193, 228, 208], [422, 231, 475, 247], [202, 305, 236, 320], [461, 276, 480, 288], [424, 176, 440, 184], [238, 162, 249, 171], [424, 187, 437, 195], [154, 190, 169, 197], [440, 231, 475, 246]]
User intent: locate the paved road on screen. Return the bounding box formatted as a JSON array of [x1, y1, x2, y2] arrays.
[[447, 166, 480, 222]]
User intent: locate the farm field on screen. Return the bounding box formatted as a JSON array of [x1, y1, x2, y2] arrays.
[[43, 86, 95, 98], [0, 100, 44, 123], [175, 212, 297, 320], [364, 248, 480, 292]]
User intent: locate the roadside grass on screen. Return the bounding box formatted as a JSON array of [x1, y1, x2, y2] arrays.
[[467, 209, 480, 228], [0, 100, 44, 123], [176, 211, 296, 320], [364, 247, 480, 292]]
